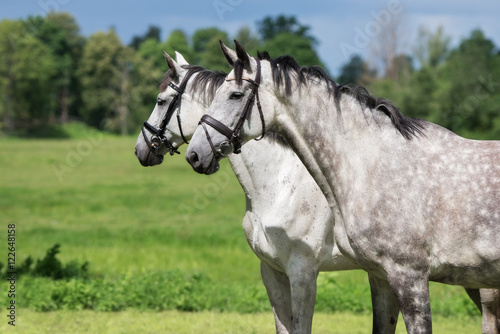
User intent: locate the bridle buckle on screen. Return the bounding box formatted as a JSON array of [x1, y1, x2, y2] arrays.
[[151, 135, 162, 150], [216, 141, 234, 157]]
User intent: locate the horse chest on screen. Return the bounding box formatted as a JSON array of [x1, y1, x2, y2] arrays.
[[241, 210, 287, 271], [241, 191, 337, 273]]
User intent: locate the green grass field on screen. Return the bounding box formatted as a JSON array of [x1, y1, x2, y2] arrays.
[[0, 309, 482, 334], [0, 126, 483, 332]]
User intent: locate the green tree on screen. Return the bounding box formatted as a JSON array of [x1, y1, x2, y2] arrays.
[[261, 32, 325, 68], [137, 30, 194, 70], [414, 26, 451, 68], [119, 48, 163, 135], [129, 53, 164, 132], [192, 27, 226, 55], [137, 38, 164, 70], [257, 15, 325, 70], [129, 25, 161, 50], [440, 29, 499, 137], [192, 27, 230, 71], [402, 67, 442, 123], [337, 54, 376, 86], [0, 19, 57, 134], [163, 29, 194, 63], [25, 13, 84, 123], [78, 29, 124, 129], [79, 29, 162, 135], [258, 15, 314, 42], [0, 19, 23, 133], [385, 54, 413, 82]]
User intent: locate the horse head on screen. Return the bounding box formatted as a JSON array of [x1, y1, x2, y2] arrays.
[[135, 52, 222, 166], [186, 41, 276, 175]]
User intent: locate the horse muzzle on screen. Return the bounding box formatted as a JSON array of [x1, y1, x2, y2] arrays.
[[135, 145, 164, 167], [186, 150, 220, 175]]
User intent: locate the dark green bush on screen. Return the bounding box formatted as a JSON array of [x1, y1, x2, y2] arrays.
[[2, 244, 89, 280]]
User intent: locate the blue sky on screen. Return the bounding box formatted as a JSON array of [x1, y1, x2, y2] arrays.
[[3, 0, 500, 75]]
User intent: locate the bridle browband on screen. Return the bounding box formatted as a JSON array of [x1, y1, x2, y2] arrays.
[[198, 57, 265, 159], [141, 69, 195, 156]]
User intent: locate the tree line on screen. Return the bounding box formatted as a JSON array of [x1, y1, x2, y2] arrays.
[[1, 12, 499, 139], [350, 27, 500, 140]]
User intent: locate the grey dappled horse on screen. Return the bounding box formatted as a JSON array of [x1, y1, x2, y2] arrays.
[[185, 41, 500, 334], [135, 51, 499, 333]]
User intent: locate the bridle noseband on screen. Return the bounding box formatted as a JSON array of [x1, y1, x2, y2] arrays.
[[141, 70, 195, 156], [199, 57, 265, 159]]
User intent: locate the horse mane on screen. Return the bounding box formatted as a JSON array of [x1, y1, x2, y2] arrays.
[[234, 52, 426, 140], [159, 66, 227, 104], [159, 69, 177, 92]]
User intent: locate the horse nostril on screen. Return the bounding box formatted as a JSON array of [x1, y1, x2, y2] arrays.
[[188, 151, 201, 168]]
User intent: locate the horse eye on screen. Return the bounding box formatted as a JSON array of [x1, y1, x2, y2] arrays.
[[157, 98, 166, 106], [230, 92, 243, 100]]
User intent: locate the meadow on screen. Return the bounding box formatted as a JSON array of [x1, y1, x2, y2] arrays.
[[0, 124, 483, 332]]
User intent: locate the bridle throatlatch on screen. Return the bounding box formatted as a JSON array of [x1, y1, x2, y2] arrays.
[[141, 70, 195, 156], [199, 57, 266, 159]]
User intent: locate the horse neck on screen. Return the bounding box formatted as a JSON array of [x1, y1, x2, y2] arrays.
[[274, 83, 391, 207], [228, 136, 293, 201]]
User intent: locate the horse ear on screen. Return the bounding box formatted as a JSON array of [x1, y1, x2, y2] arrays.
[[175, 51, 189, 66], [234, 40, 251, 70], [163, 51, 182, 78], [219, 40, 237, 67]]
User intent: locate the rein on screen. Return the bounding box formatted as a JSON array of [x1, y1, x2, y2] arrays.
[[141, 69, 195, 156], [199, 57, 265, 159]]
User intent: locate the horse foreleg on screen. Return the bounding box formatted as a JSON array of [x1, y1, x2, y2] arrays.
[[369, 273, 399, 334], [387, 271, 432, 334], [288, 259, 318, 334], [480, 289, 500, 334], [497, 290, 500, 334], [496, 289, 500, 334], [465, 288, 500, 334], [260, 261, 293, 334]]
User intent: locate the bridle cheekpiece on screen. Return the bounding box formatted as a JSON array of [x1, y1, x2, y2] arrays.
[[141, 70, 195, 157], [198, 57, 265, 160]]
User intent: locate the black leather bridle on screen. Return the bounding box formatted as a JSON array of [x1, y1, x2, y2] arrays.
[[141, 70, 195, 156], [198, 57, 265, 159]]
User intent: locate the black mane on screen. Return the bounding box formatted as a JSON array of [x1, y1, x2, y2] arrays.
[[159, 70, 177, 92], [234, 53, 425, 140], [159, 66, 226, 104]]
